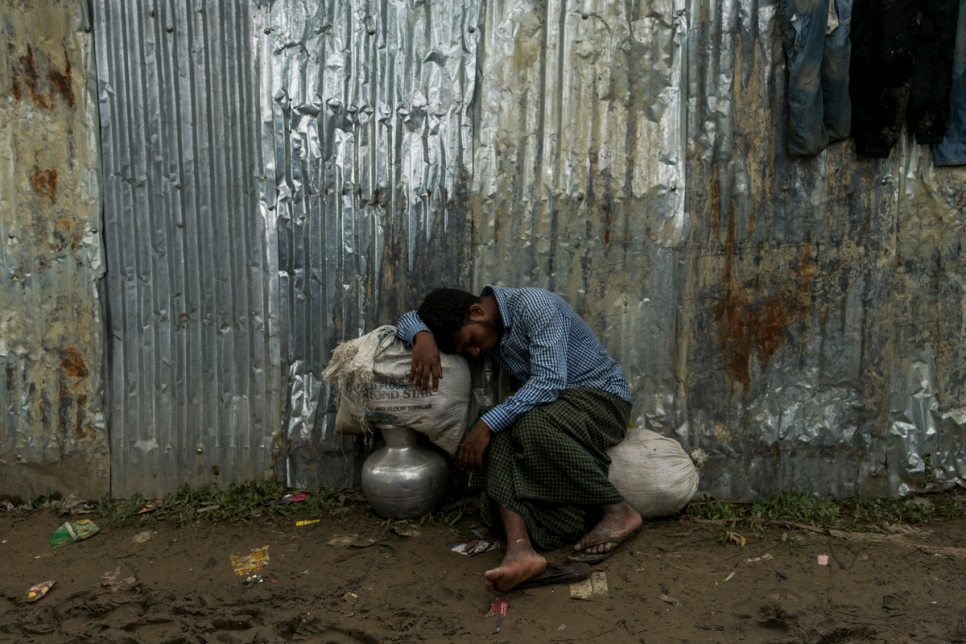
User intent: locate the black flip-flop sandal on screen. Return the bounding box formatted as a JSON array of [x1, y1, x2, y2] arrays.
[[567, 527, 641, 564], [514, 562, 592, 590], [567, 549, 613, 564]]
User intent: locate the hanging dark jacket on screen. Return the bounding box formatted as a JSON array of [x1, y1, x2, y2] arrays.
[[850, 0, 960, 157]]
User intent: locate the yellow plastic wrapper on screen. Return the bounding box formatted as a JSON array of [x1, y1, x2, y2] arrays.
[[230, 546, 269, 575]]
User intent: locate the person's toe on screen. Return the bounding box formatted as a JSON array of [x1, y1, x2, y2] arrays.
[[484, 570, 502, 593]]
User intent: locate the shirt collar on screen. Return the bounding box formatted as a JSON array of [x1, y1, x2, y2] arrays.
[[481, 285, 512, 332]]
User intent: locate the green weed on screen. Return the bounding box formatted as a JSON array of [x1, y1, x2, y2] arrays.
[[96, 481, 353, 527], [750, 491, 843, 529], [845, 497, 935, 526], [686, 488, 966, 533], [7, 483, 966, 536], [687, 495, 744, 522]]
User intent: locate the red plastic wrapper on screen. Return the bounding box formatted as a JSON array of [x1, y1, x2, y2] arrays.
[[490, 597, 508, 615]]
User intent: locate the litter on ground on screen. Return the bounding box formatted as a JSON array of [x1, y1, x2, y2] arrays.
[[47, 519, 100, 549], [450, 540, 499, 556], [570, 571, 608, 600], [24, 581, 55, 603], [231, 546, 270, 575]]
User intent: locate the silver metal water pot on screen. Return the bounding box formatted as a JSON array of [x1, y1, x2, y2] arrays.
[[361, 424, 449, 520]]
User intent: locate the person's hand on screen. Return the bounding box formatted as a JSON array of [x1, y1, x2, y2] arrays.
[[458, 419, 492, 472], [409, 331, 442, 393]]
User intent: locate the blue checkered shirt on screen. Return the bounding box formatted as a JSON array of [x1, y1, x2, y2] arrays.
[[397, 285, 631, 433]]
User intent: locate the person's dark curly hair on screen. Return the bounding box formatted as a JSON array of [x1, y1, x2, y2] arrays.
[[416, 288, 480, 353]]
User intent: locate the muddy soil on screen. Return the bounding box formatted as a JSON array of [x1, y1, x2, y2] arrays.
[[2, 503, 966, 643]]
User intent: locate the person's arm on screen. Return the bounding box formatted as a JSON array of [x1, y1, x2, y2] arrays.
[[396, 310, 442, 393], [396, 310, 430, 347], [480, 305, 569, 433]]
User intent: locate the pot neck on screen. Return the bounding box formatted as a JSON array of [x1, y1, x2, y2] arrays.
[[375, 424, 417, 448]]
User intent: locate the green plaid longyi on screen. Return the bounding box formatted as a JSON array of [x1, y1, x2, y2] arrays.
[[480, 388, 631, 550]]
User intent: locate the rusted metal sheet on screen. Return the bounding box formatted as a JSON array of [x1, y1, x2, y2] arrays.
[[91, 0, 281, 497], [890, 144, 966, 494], [256, 0, 478, 488], [683, 0, 965, 499], [0, 0, 109, 498]]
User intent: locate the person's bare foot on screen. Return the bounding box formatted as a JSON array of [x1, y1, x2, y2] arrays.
[[574, 502, 642, 555], [484, 551, 547, 593]]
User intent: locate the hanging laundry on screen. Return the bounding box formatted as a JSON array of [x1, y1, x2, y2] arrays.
[[850, 0, 960, 158], [781, 0, 853, 156], [932, 0, 966, 165]]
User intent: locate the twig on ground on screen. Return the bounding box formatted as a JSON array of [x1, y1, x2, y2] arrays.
[[684, 516, 966, 558], [826, 535, 857, 570], [552, 619, 627, 642], [914, 544, 966, 557], [685, 516, 828, 534]]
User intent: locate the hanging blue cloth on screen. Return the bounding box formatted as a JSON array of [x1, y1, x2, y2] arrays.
[[781, 0, 854, 156]]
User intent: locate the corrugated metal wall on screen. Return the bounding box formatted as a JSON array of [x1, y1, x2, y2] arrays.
[[0, 0, 109, 499], [6, 0, 963, 499], [92, 0, 280, 497]]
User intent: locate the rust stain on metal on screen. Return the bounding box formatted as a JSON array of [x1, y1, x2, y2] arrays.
[[46, 50, 75, 108], [714, 205, 816, 389], [60, 347, 89, 379], [30, 166, 58, 203], [53, 216, 83, 250], [9, 46, 49, 108], [8, 45, 74, 109]]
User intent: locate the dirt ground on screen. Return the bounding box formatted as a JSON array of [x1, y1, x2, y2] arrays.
[[2, 501, 966, 643]]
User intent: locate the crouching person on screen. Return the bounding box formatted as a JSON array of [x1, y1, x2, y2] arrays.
[[397, 286, 642, 593]]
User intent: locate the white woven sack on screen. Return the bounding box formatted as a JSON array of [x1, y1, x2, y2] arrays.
[[608, 429, 699, 518], [323, 326, 472, 456]]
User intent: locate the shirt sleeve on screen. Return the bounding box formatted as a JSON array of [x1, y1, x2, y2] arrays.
[[481, 299, 569, 433], [395, 310, 431, 347]]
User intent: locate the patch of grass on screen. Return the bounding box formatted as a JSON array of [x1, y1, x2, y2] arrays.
[[686, 488, 966, 533], [687, 496, 745, 522], [418, 495, 479, 530], [750, 491, 843, 529], [96, 481, 354, 527], [8, 484, 966, 535], [845, 497, 936, 526], [10, 495, 54, 517]]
